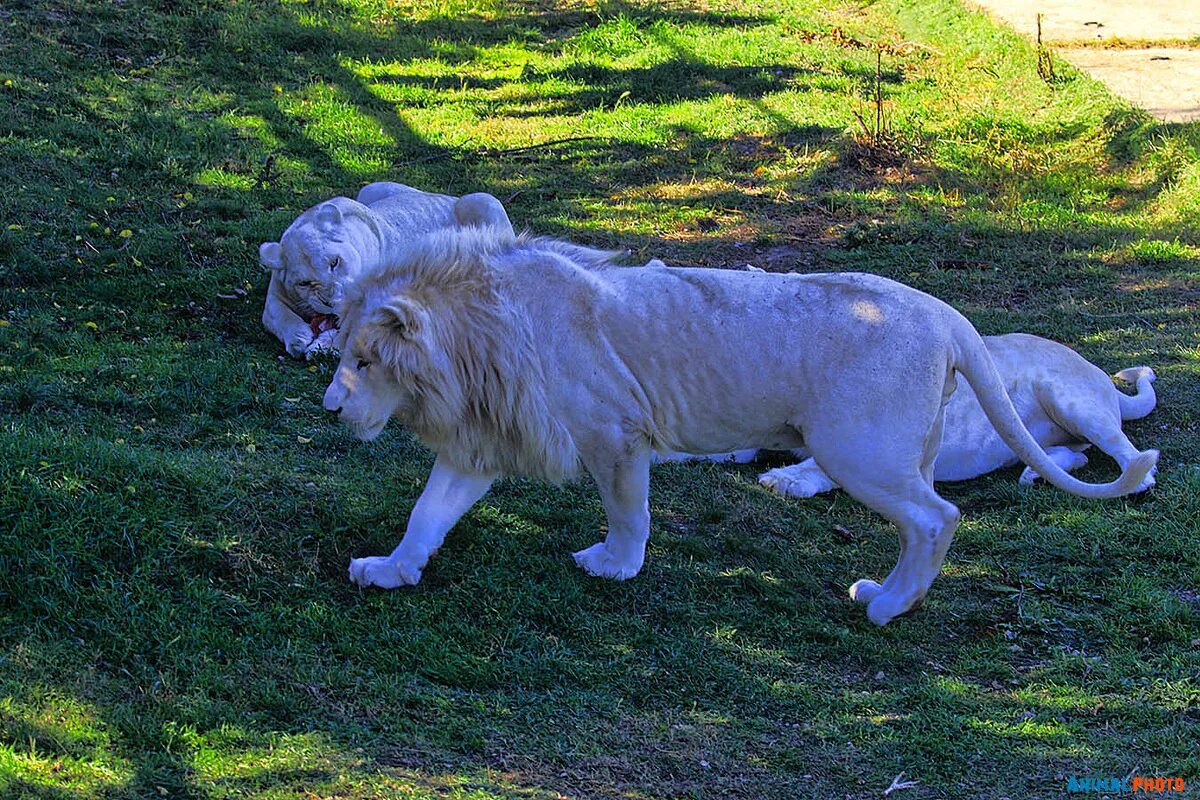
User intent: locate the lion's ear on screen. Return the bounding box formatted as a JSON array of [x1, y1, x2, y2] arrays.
[[259, 242, 283, 272], [372, 296, 427, 342], [315, 202, 343, 231]]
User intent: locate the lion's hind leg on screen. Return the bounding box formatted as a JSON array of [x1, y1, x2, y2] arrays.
[[838, 473, 961, 626], [454, 193, 514, 236], [804, 402, 960, 626], [1039, 383, 1156, 492], [1017, 445, 1089, 485]]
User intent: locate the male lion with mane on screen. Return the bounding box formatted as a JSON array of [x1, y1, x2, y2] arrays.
[[322, 228, 1158, 626]]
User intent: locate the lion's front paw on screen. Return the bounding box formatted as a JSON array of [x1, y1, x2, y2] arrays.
[[348, 555, 422, 589], [305, 328, 339, 360], [849, 579, 883, 605], [572, 542, 642, 581], [286, 330, 314, 358], [758, 466, 829, 498]]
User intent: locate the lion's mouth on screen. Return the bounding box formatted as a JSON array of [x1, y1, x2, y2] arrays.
[[308, 313, 339, 337], [348, 417, 388, 441]]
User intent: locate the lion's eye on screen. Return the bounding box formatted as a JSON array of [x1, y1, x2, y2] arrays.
[[329, 256, 341, 271], [356, 358, 369, 371]]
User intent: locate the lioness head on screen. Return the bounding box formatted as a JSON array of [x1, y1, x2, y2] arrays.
[[260, 198, 382, 316]]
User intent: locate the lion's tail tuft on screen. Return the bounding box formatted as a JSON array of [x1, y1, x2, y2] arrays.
[[1113, 366, 1157, 421]]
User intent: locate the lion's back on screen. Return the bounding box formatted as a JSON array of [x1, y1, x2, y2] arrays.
[[366, 189, 457, 234]]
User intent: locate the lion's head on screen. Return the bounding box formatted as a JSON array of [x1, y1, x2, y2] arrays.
[[322, 227, 579, 480], [321, 291, 442, 442], [260, 198, 384, 316]]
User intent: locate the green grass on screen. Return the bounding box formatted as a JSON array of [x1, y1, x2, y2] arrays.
[[2, 0, 1199, 797]]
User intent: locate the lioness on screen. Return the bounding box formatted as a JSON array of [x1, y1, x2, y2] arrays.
[[321, 229, 1157, 626], [260, 181, 513, 358], [759, 334, 1157, 497]]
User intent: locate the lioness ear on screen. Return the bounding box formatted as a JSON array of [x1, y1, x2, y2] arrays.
[[315, 202, 343, 230], [372, 296, 427, 341], [259, 242, 283, 272]]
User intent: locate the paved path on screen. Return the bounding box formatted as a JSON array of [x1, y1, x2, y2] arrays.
[[967, 0, 1200, 122]]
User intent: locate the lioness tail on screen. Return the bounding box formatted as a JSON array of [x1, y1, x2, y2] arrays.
[[1113, 366, 1157, 421]]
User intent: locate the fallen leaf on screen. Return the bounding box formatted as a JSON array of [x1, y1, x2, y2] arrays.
[[297, 435, 312, 444]]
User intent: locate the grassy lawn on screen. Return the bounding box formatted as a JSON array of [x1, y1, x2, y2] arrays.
[[2, 0, 1198, 797]]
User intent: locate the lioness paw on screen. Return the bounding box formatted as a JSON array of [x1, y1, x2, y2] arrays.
[[286, 330, 313, 358], [348, 555, 422, 589], [758, 466, 831, 498], [1137, 465, 1157, 493], [572, 542, 642, 581], [305, 328, 339, 360], [866, 590, 924, 626], [1018, 449, 1089, 485]]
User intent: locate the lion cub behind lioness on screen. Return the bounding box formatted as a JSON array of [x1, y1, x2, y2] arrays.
[[322, 229, 1157, 626], [259, 181, 512, 359]]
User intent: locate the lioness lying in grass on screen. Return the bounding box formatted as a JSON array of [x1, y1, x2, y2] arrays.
[[321, 228, 1157, 625], [664, 334, 1158, 495], [259, 181, 512, 359], [758, 334, 1157, 497]]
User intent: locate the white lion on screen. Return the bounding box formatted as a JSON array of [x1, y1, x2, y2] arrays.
[[321, 229, 1157, 626], [259, 181, 513, 359], [758, 334, 1157, 498]]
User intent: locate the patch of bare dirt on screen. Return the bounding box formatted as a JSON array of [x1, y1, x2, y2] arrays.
[[968, 0, 1200, 121]]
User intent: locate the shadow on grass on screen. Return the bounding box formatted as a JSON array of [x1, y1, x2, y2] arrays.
[[2, 425, 1197, 798]]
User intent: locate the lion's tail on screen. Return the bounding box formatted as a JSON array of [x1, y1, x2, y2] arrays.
[[949, 316, 1157, 499], [1113, 366, 1157, 421]]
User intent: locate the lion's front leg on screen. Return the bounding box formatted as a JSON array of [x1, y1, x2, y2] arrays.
[[349, 455, 494, 589], [573, 446, 652, 581], [304, 327, 340, 360], [262, 272, 313, 358], [758, 458, 840, 498]]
